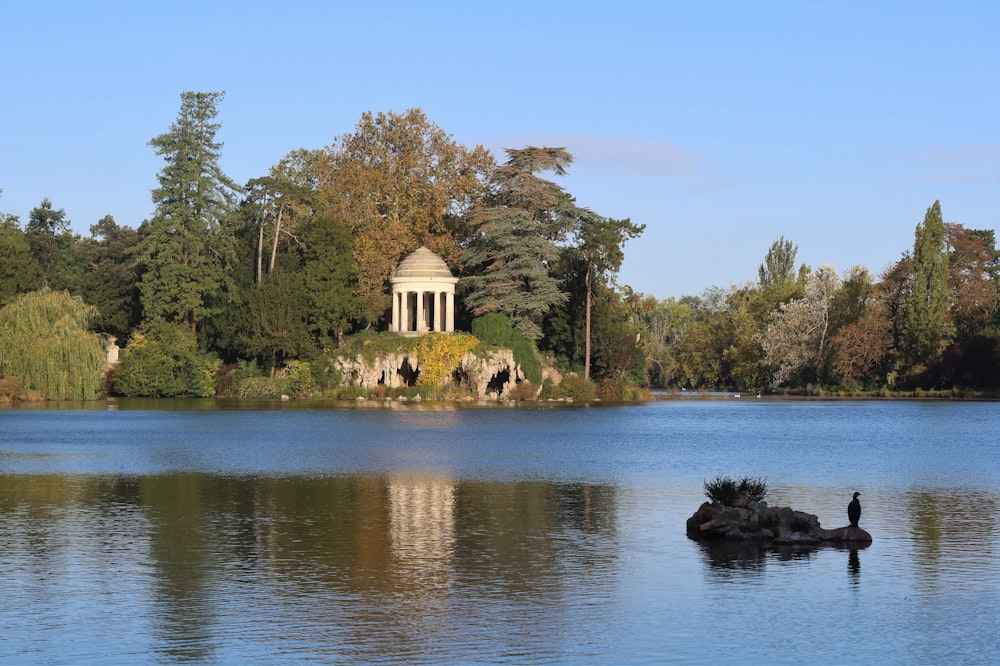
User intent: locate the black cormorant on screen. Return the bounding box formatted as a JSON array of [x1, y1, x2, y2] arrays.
[[848, 492, 861, 527]]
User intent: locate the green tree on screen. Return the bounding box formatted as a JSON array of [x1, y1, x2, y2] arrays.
[[299, 215, 363, 348], [0, 288, 106, 400], [240, 271, 313, 376], [77, 215, 142, 340], [26, 198, 80, 292], [0, 216, 40, 305], [904, 200, 954, 372], [462, 147, 579, 341], [574, 211, 644, 380], [138, 91, 240, 334], [758, 236, 799, 290]]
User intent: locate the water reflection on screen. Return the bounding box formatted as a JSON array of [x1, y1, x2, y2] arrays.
[[848, 548, 861, 585], [0, 473, 619, 663]]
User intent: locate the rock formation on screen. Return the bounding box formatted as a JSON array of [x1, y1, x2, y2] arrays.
[[331, 348, 527, 399], [686, 500, 872, 546]]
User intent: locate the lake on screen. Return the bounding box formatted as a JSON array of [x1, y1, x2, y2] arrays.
[[1, 398, 998, 664]]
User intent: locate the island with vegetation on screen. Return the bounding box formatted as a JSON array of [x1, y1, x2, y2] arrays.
[[1, 92, 997, 404]]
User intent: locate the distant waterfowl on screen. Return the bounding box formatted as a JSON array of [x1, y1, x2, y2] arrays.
[[848, 492, 861, 527]]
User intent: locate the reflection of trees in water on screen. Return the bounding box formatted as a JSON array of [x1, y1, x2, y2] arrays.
[[1, 473, 622, 663], [905, 487, 999, 590]]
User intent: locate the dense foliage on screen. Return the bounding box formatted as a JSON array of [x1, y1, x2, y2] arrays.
[[1, 96, 997, 400], [0, 289, 106, 400], [471, 313, 543, 384]]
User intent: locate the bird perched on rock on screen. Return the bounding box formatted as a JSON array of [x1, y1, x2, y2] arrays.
[[848, 492, 861, 527]]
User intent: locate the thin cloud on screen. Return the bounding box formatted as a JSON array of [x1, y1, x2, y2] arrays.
[[921, 142, 1000, 167]]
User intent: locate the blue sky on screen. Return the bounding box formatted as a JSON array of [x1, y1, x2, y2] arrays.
[[2, 1, 998, 299]]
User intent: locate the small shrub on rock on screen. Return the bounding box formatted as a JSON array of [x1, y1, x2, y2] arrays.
[[704, 474, 768, 506]]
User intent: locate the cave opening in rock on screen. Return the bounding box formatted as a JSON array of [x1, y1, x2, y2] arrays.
[[397, 359, 419, 387], [486, 369, 510, 396]]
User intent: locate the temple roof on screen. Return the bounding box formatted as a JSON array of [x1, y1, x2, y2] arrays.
[[392, 246, 453, 279]]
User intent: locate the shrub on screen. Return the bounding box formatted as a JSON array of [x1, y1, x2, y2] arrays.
[[539, 373, 596, 401], [414, 333, 480, 387], [0, 376, 24, 401], [111, 323, 220, 397], [595, 377, 648, 401], [507, 380, 539, 401], [704, 474, 768, 506]]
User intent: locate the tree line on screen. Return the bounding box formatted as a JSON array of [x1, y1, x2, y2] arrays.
[[1, 91, 997, 400], [624, 205, 998, 393]]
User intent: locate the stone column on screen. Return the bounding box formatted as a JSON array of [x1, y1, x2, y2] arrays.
[[415, 290, 425, 332], [391, 289, 400, 332], [445, 291, 454, 332], [400, 291, 410, 332]]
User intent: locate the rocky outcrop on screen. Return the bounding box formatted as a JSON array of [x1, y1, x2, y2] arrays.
[[332, 349, 527, 399], [456, 349, 525, 400], [331, 352, 417, 390], [686, 500, 872, 546]]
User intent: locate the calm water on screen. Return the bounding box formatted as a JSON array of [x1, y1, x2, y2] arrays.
[[1, 399, 997, 665]]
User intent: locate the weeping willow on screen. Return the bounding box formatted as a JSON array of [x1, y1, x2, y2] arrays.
[[0, 288, 106, 400]]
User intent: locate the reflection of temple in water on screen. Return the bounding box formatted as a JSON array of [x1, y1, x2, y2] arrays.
[[388, 477, 456, 592]]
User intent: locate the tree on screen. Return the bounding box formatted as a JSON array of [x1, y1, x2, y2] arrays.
[[0, 216, 40, 305], [311, 108, 494, 323], [903, 200, 954, 371], [574, 211, 644, 380], [26, 198, 80, 292], [298, 215, 363, 348], [462, 147, 579, 342], [0, 288, 106, 400], [829, 301, 893, 383], [762, 265, 841, 386], [758, 236, 799, 290], [244, 172, 309, 285], [138, 91, 240, 334], [240, 271, 313, 376], [945, 224, 998, 338], [77, 215, 141, 340]]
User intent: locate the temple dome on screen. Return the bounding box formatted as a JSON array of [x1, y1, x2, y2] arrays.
[[392, 246, 453, 279]]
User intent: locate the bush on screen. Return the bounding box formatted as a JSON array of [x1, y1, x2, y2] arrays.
[[111, 323, 220, 397], [539, 373, 596, 401], [0, 376, 24, 401], [704, 474, 768, 506], [595, 377, 649, 401], [507, 380, 539, 401]]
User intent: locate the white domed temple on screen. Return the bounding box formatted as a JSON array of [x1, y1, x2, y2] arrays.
[[388, 246, 459, 335]]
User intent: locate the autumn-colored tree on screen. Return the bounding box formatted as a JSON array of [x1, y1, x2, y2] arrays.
[[312, 109, 494, 323], [829, 301, 893, 383], [945, 224, 998, 338]]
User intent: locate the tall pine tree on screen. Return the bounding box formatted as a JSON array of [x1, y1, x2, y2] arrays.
[[138, 91, 240, 334]]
